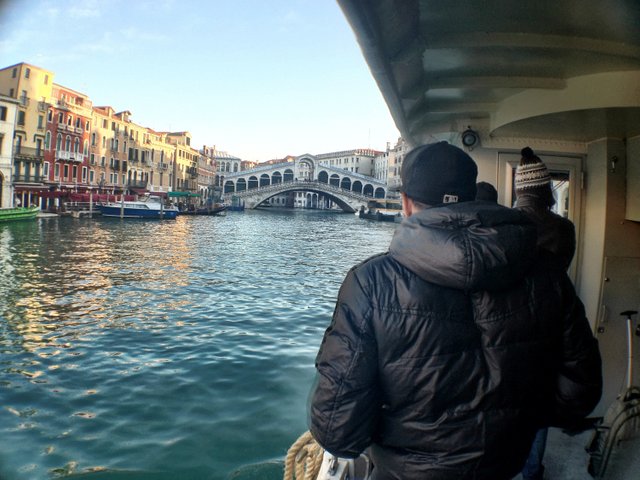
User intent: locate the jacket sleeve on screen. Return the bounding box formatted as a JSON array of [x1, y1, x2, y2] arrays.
[[552, 274, 603, 427], [308, 267, 380, 458]]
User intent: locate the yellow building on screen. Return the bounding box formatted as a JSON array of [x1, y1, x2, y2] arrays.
[[166, 132, 199, 193], [146, 129, 175, 194], [0, 62, 54, 205]]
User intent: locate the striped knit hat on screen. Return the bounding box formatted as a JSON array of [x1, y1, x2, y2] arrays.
[[515, 147, 550, 192]]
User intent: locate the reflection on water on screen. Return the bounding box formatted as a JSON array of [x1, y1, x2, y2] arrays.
[[0, 211, 395, 480]]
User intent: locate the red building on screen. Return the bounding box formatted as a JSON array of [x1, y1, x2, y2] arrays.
[[42, 84, 92, 208]]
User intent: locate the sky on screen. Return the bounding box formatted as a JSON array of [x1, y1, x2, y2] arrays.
[[0, 0, 400, 162]]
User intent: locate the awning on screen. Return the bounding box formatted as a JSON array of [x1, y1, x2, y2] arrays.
[[168, 191, 201, 197]]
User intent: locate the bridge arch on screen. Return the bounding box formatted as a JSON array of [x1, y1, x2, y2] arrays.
[[248, 176, 258, 189], [352, 180, 363, 194], [374, 187, 385, 198], [237, 178, 247, 192], [341, 177, 351, 190], [224, 180, 235, 193], [272, 171, 282, 184], [260, 174, 270, 187], [283, 168, 294, 182], [329, 174, 340, 187], [318, 170, 329, 183], [363, 184, 373, 197]]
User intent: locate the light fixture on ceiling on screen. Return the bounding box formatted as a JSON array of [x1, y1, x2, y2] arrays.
[[461, 127, 479, 149]]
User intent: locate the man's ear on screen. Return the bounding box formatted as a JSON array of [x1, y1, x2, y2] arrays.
[[401, 192, 413, 218]]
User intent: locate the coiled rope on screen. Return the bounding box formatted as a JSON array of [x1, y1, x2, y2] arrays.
[[283, 430, 324, 480]]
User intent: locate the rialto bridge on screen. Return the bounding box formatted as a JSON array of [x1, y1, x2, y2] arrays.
[[221, 154, 388, 212]]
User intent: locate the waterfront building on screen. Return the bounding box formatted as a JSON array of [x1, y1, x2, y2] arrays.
[[385, 137, 409, 191], [42, 84, 93, 209], [146, 129, 174, 194], [199, 145, 219, 202], [0, 94, 19, 207], [0, 62, 54, 207], [315, 148, 381, 176], [212, 149, 243, 188], [166, 132, 199, 193], [90, 106, 131, 195]]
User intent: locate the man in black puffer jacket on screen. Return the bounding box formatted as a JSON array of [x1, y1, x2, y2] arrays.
[[309, 142, 602, 480]]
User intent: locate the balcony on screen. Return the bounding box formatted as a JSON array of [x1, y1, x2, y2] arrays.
[[13, 175, 45, 184], [160, 163, 168, 171], [56, 150, 85, 163], [13, 146, 44, 161], [19, 96, 29, 107], [128, 180, 148, 189], [38, 101, 48, 112], [75, 127, 83, 134]]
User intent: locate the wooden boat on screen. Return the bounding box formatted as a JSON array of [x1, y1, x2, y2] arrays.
[[178, 205, 227, 216], [0, 206, 40, 223], [358, 209, 401, 223]]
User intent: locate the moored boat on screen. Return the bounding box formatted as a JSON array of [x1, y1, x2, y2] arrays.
[[0, 206, 40, 223], [98, 195, 178, 219], [178, 204, 227, 216]]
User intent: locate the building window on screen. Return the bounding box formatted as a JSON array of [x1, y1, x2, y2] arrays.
[[56, 133, 62, 151], [38, 115, 44, 129], [45, 74, 49, 85], [17, 110, 25, 125], [45, 131, 51, 150], [25, 68, 30, 78], [65, 136, 71, 151], [44, 162, 50, 178], [63, 164, 69, 179], [73, 165, 78, 180], [85, 120, 90, 131], [91, 132, 96, 146], [102, 119, 107, 129], [0, 106, 6, 121], [89, 170, 94, 183], [83, 140, 88, 155], [57, 112, 63, 123], [47, 109, 53, 122], [74, 138, 80, 154], [101, 156, 105, 166], [12, 68, 17, 78], [67, 115, 73, 126]]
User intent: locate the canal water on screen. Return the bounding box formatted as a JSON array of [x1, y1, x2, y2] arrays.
[[0, 210, 396, 480]]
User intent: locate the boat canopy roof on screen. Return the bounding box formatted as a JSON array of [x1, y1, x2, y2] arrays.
[[337, 0, 640, 146]]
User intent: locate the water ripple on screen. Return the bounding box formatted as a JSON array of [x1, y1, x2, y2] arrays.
[[0, 210, 395, 479]]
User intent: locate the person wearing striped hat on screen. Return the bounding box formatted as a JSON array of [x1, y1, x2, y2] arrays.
[[516, 147, 577, 480], [515, 147, 576, 271]]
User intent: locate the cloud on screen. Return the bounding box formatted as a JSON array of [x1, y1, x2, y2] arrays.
[[68, 0, 102, 19]]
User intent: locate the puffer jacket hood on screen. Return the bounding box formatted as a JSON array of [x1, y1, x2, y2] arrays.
[[389, 201, 537, 291]]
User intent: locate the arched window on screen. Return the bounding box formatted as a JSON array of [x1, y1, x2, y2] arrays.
[[56, 133, 62, 151], [83, 140, 89, 156], [45, 131, 51, 150], [65, 136, 71, 152], [74, 138, 80, 153]]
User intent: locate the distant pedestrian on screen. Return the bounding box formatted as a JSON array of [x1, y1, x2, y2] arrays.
[[475, 181, 498, 202]]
